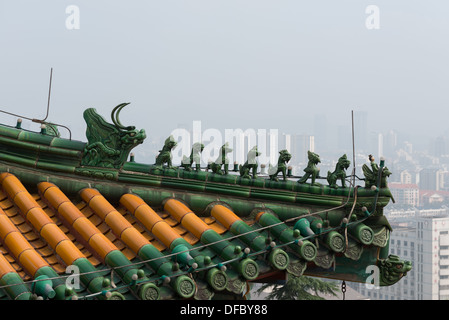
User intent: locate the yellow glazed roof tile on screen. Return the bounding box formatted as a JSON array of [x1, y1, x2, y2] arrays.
[[17, 222, 32, 234], [121, 247, 136, 260], [37, 246, 54, 257], [0, 172, 304, 301], [150, 240, 166, 252], [164, 216, 179, 227]]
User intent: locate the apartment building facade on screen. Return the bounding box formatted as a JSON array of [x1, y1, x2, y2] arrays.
[[351, 211, 449, 300]]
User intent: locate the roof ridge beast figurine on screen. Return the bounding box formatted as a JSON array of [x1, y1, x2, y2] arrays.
[[298, 151, 321, 186], [268, 149, 292, 181], [239, 146, 261, 179], [155, 135, 178, 169], [327, 154, 350, 188]]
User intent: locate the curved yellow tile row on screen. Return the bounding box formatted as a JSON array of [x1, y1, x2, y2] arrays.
[[38, 182, 116, 261], [0, 251, 16, 279], [0, 205, 48, 278], [210, 205, 242, 229], [77, 188, 154, 256], [120, 194, 182, 249], [0, 174, 67, 277], [0, 174, 86, 268], [164, 199, 210, 239]]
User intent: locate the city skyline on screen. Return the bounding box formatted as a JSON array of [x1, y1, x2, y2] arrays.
[[1, 1, 449, 148], [124, 110, 449, 169]]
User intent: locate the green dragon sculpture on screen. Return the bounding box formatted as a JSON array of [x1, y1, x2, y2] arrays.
[[298, 151, 321, 186], [327, 154, 351, 188], [268, 149, 292, 181], [180, 142, 204, 172], [378, 254, 412, 286], [155, 135, 178, 169], [81, 103, 146, 169], [239, 146, 261, 179]]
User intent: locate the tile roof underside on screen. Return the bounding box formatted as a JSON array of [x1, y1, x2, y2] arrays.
[[0, 172, 304, 301]]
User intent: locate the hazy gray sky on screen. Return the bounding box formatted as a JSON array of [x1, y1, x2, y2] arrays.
[[0, 1, 448, 149]]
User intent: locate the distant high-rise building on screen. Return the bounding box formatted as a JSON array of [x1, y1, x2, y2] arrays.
[[439, 171, 449, 191], [353, 111, 368, 153], [433, 136, 448, 157], [282, 133, 291, 153], [337, 125, 352, 153], [351, 210, 449, 300], [419, 168, 440, 191], [383, 130, 398, 160], [370, 132, 383, 159], [388, 182, 419, 207], [400, 170, 413, 184], [290, 134, 315, 165], [313, 114, 327, 151], [367, 130, 398, 162]]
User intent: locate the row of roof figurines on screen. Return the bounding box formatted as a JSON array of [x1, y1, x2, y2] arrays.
[[151, 136, 391, 189], [6, 104, 390, 189], [71, 105, 389, 189]]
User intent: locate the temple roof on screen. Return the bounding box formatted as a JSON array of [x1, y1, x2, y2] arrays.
[[0, 106, 411, 300], [0, 170, 396, 301], [0, 172, 313, 300]]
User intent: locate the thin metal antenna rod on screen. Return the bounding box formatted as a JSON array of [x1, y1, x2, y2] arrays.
[[44, 67, 53, 121], [32, 67, 52, 124], [351, 110, 356, 184], [0, 67, 72, 139]]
